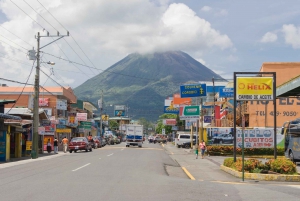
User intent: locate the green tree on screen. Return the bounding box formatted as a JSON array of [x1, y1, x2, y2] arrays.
[[109, 120, 119, 130]]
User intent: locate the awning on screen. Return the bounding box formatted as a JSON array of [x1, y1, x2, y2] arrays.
[[0, 113, 22, 120], [277, 74, 300, 97]]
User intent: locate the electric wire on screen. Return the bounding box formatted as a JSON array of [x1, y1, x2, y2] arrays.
[[0, 35, 29, 53], [0, 25, 33, 48], [5, 60, 35, 114], [10, 0, 48, 32]]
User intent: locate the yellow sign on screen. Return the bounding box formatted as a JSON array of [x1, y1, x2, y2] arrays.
[[56, 128, 71, 133], [236, 77, 273, 100], [102, 115, 109, 121], [26, 141, 32, 150]]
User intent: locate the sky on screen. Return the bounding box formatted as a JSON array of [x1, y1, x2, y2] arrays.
[[0, 0, 300, 89]]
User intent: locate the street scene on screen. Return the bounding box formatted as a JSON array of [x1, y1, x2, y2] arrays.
[[1, 1, 300, 201], [1, 142, 300, 201]]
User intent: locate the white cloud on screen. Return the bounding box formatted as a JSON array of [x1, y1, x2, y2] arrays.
[[227, 55, 238, 62], [282, 24, 300, 48], [216, 9, 228, 16], [196, 58, 206, 65], [260, 32, 278, 43], [0, 1, 232, 88], [201, 6, 211, 12]]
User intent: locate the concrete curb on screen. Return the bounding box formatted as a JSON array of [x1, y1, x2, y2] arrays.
[[221, 165, 300, 182]]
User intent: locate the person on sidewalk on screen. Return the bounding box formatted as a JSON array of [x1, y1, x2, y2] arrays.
[[54, 137, 58, 154], [199, 140, 206, 159], [61, 137, 69, 153], [47, 139, 52, 154]]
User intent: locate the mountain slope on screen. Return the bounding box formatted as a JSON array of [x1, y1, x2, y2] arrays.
[[74, 51, 224, 121]]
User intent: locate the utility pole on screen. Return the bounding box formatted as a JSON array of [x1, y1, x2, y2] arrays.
[[98, 91, 103, 136], [31, 31, 69, 159], [212, 77, 216, 127], [200, 98, 203, 142]]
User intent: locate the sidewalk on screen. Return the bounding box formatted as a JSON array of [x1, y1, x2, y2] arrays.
[[0, 151, 68, 169], [163, 143, 300, 182], [163, 143, 241, 182]]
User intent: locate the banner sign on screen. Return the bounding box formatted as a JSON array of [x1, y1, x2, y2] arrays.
[[76, 113, 87, 121], [26, 141, 32, 151], [0, 131, 6, 162], [56, 99, 67, 110], [115, 105, 125, 110], [56, 128, 71, 133], [114, 110, 125, 117], [78, 121, 92, 131], [204, 116, 212, 123], [180, 84, 207, 98], [164, 99, 179, 114], [236, 77, 273, 100], [219, 88, 234, 98], [67, 112, 78, 127], [179, 106, 200, 120], [39, 98, 49, 106], [163, 119, 177, 126], [236, 128, 274, 148], [38, 127, 45, 135]]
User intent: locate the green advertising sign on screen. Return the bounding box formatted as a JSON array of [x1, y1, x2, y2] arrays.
[[180, 106, 200, 120], [78, 121, 92, 130]]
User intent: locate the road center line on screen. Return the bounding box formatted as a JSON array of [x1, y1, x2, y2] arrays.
[[121, 149, 124, 151], [107, 153, 114, 157], [72, 163, 91, 172]]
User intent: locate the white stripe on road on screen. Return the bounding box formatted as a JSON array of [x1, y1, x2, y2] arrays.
[[72, 163, 91, 172], [121, 149, 124, 151], [99, 158, 101, 159], [107, 153, 114, 157]]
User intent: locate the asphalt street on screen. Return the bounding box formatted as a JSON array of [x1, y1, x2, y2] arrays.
[[0, 142, 299, 201]]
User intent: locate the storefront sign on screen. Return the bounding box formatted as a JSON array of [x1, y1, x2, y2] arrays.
[[179, 106, 200, 120], [219, 88, 234, 98], [56, 99, 67, 110], [56, 128, 71, 133], [39, 98, 49, 106], [26, 141, 32, 150], [38, 127, 45, 135], [76, 113, 87, 121], [68, 112, 78, 127], [236, 77, 273, 100], [78, 121, 92, 131], [236, 128, 274, 148], [204, 116, 212, 123], [163, 119, 177, 126], [164, 99, 179, 114], [180, 84, 207, 98]]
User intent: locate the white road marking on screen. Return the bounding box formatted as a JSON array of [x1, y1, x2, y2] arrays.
[[121, 149, 124, 151], [288, 185, 300, 189], [72, 163, 91, 172], [99, 158, 101, 159], [107, 153, 114, 157]]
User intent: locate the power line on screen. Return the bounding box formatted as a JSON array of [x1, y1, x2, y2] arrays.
[[0, 52, 32, 66], [10, 0, 47, 32], [5, 60, 35, 114], [0, 34, 29, 51], [0, 25, 33, 48]]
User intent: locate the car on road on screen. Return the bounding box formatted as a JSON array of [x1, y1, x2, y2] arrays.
[[148, 136, 154, 143], [69, 137, 93, 153], [153, 136, 166, 144], [176, 134, 196, 148], [212, 134, 234, 144]]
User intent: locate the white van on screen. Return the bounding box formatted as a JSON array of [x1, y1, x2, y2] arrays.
[[175, 134, 196, 148]]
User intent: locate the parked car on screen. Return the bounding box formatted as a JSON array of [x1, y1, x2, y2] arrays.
[[182, 140, 196, 149], [153, 136, 166, 144], [212, 134, 234, 144], [69, 137, 92, 153], [176, 134, 196, 148], [93, 136, 102, 148]]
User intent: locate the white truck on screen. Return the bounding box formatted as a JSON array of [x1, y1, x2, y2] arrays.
[[125, 124, 143, 148]]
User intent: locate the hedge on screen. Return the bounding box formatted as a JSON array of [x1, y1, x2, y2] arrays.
[[207, 145, 284, 156]]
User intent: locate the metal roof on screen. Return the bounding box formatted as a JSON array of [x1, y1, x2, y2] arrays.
[[277, 74, 300, 97], [0, 113, 21, 120]]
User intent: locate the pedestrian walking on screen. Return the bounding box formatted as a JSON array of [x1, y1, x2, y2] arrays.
[[47, 139, 51, 154], [54, 137, 58, 154], [61, 137, 69, 153], [199, 140, 206, 159]]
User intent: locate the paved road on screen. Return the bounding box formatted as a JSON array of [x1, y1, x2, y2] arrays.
[[0, 142, 299, 201]]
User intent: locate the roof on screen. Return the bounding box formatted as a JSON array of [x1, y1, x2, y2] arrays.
[[4, 108, 49, 120], [277, 74, 300, 97], [0, 99, 16, 104]]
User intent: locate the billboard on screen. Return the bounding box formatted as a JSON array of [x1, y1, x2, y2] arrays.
[[219, 88, 234, 98], [164, 99, 179, 114], [173, 93, 192, 105], [180, 84, 207, 98], [236, 77, 273, 100], [76, 113, 87, 121], [163, 119, 176, 125], [179, 106, 200, 120], [115, 110, 125, 116]]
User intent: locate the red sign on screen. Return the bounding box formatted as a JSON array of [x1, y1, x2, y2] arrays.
[[163, 119, 177, 125], [39, 98, 49, 107]]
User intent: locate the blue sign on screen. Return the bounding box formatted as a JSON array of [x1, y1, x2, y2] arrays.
[[0, 131, 6, 162], [180, 84, 207, 97], [219, 88, 234, 98], [204, 116, 212, 123], [164, 106, 179, 114], [115, 110, 125, 116]]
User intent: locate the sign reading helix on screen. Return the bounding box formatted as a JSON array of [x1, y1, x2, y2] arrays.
[[236, 77, 273, 100]]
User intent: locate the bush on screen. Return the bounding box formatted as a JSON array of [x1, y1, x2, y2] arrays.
[[207, 145, 284, 156], [223, 158, 235, 168], [269, 158, 297, 175]]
